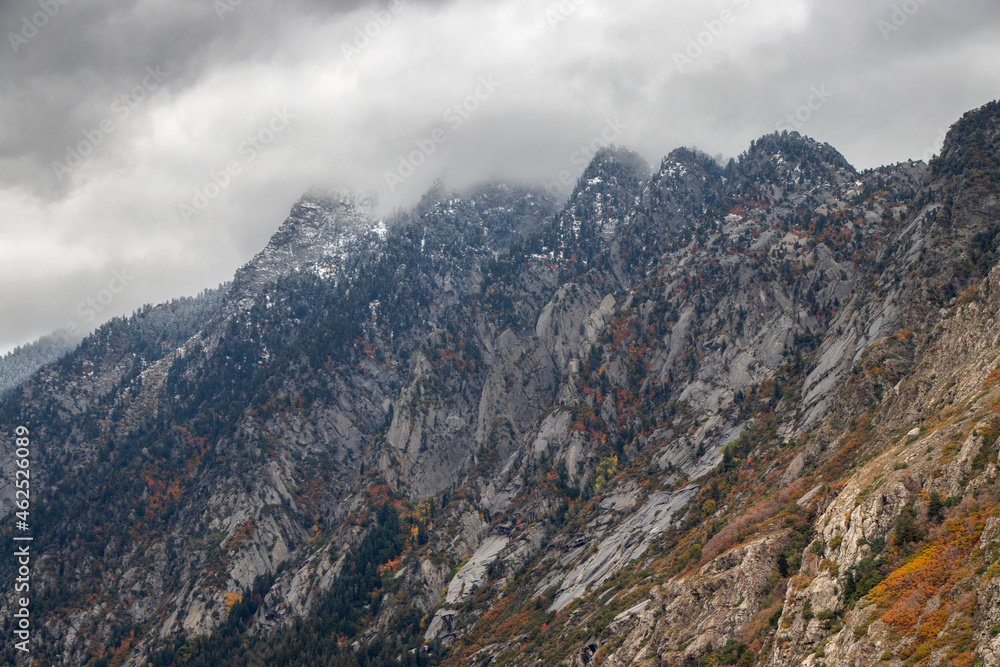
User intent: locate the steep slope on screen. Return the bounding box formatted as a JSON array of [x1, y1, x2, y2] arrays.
[[0, 182, 560, 665], [419, 132, 890, 666], [1, 101, 999, 667], [0, 335, 75, 401]]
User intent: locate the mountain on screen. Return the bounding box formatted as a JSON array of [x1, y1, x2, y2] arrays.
[[1, 100, 1000, 666], [0, 335, 76, 401]]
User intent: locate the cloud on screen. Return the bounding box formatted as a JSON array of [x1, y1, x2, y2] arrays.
[[1, 0, 999, 353]]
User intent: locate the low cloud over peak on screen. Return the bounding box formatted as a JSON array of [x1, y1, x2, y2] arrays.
[[1, 0, 999, 353]]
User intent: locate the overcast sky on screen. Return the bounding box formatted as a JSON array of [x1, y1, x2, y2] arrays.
[[1, 0, 998, 355]]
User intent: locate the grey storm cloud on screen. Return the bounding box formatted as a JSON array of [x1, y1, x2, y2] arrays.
[[1, 0, 999, 355]]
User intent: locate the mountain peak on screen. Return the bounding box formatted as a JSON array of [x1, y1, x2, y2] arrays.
[[581, 145, 651, 184], [743, 130, 854, 172], [724, 130, 855, 197], [551, 146, 650, 254], [234, 190, 383, 293], [931, 99, 1000, 181]]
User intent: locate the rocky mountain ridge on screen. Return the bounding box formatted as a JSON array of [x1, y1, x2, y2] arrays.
[[1, 100, 999, 666]]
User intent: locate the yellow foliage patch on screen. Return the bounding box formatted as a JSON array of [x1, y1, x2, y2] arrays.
[[869, 506, 989, 646], [225, 591, 243, 613], [984, 368, 1000, 392]]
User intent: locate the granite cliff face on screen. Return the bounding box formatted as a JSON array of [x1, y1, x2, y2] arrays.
[[2, 101, 1000, 666]]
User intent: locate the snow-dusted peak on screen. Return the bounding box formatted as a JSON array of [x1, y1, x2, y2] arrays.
[[233, 191, 383, 296]]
